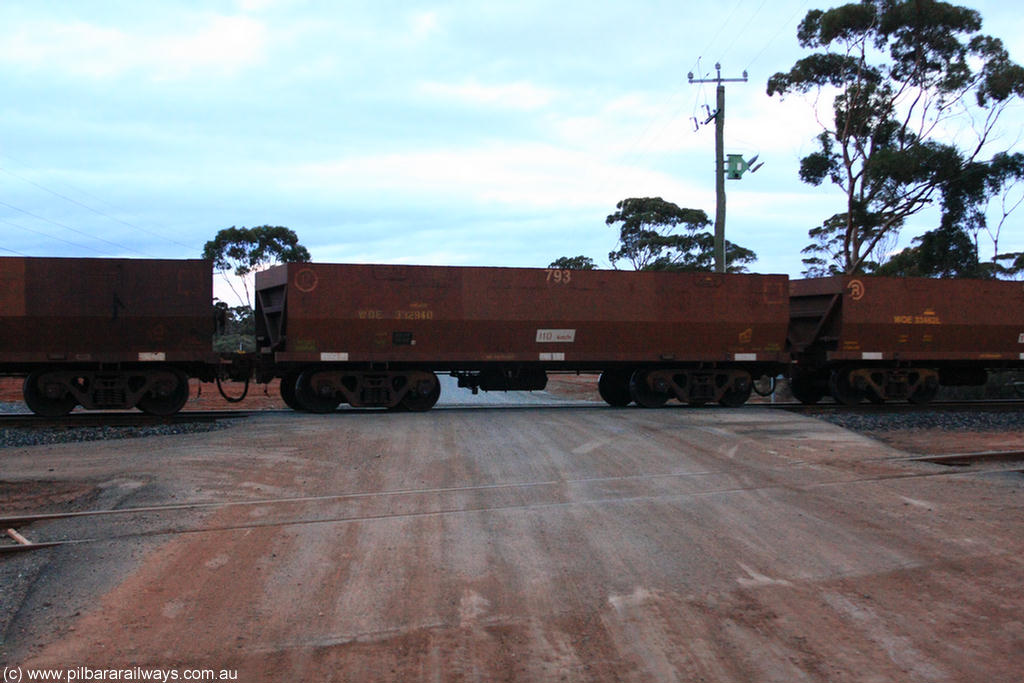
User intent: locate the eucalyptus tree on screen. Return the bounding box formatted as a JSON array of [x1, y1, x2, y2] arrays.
[[605, 197, 756, 273], [767, 0, 1024, 275], [203, 225, 311, 308], [548, 255, 597, 270]]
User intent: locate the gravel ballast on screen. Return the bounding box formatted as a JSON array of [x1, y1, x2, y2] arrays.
[[817, 409, 1024, 433], [0, 402, 231, 449]]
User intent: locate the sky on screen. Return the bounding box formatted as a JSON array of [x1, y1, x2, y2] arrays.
[[2, 0, 1023, 305]]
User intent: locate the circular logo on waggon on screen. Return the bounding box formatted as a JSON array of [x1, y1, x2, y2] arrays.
[[294, 268, 319, 292]]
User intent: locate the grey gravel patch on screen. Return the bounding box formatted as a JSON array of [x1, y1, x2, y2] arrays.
[[0, 421, 231, 449], [818, 410, 1024, 433]]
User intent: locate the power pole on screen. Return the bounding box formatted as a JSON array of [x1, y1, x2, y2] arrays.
[[688, 63, 747, 273]]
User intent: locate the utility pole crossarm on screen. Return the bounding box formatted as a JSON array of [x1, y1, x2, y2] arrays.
[[687, 63, 749, 86], [687, 63, 747, 273]]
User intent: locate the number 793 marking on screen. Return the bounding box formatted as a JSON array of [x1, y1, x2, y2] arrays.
[[545, 269, 572, 284]]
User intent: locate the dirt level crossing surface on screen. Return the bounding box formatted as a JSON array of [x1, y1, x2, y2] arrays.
[[1, 403, 1022, 682]]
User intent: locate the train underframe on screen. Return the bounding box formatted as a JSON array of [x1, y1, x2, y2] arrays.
[[10, 359, 246, 417], [789, 363, 989, 405], [271, 362, 778, 413], [280, 366, 443, 413]]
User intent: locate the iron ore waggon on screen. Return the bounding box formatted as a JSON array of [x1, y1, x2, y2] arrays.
[[255, 263, 791, 411], [7, 256, 1023, 417], [0, 257, 218, 416], [788, 276, 1024, 404]]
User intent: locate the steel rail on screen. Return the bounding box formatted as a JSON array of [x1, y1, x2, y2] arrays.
[[0, 410, 255, 429], [3, 457, 1020, 555]]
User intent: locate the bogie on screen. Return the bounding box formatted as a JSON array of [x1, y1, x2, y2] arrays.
[[623, 368, 755, 408], [291, 368, 442, 412], [833, 367, 941, 405], [22, 367, 192, 416]]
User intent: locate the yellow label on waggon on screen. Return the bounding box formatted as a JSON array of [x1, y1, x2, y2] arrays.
[[893, 309, 941, 325]]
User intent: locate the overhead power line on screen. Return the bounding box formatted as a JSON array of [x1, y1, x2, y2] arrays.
[[0, 165, 200, 252], [743, 0, 814, 73], [0, 216, 111, 255], [692, 0, 746, 74], [0, 199, 155, 257]]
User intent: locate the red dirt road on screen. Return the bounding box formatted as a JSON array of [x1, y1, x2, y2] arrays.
[[2, 405, 1023, 681]]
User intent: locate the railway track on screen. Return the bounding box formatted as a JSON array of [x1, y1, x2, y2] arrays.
[[4, 449, 1021, 555], [772, 399, 1024, 414], [895, 449, 1024, 467], [1, 398, 1021, 425], [0, 410, 255, 429]]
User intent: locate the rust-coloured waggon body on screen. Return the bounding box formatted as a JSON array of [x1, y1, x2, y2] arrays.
[[256, 263, 789, 411], [7, 254, 1021, 415], [788, 276, 1024, 404], [0, 257, 217, 415]]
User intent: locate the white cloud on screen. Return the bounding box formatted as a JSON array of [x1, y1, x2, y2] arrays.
[[0, 15, 268, 80], [546, 85, 819, 165], [286, 141, 701, 210], [552, 93, 707, 158], [407, 10, 442, 41], [160, 16, 268, 79], [235, 0, 281, 11], [418, 79, 556, 111]]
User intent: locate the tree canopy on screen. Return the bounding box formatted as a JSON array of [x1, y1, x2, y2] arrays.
[[767, 0, 1024, 276], [548, 255, 597, 270], [203, 225, 311, 307], [876, 223, 1024, 278], [874, 223, 983, 278], [605, 197, 756, 273]]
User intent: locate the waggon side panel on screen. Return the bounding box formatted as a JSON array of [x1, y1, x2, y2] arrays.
[[0, 257, 216, 365], [790, 276, 1024, 362], [261, 263, 789, 366]]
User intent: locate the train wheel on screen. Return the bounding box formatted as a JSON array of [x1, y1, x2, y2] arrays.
[[23, 371, 76, 417], [294, 368, 340, 413], [828, 368, 864, 406], [137, 369, 190, 416], [279, 369, 305, 411], [629, 370, 669, 408], [598, 371, 632, 407], [789, 372, 823, 405], [718, 375, 752, 407], [400, 373, 441, 411]]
